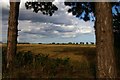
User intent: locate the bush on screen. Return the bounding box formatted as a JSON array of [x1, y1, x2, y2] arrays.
[[35, 54, 49, 66], [14, 51, 33, 67], [2, 50, 96, 78], [68, 42, 72, 44], [52, 42, 55, 44]]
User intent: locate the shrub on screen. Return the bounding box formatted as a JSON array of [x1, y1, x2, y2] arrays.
[[52, 42, 55, 44], [35, 54, 49, 66], [14, 51, 33, 67]]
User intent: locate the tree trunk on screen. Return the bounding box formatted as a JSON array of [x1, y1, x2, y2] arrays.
[[95, 2, 117, 78], [6, 1, 20, 69]]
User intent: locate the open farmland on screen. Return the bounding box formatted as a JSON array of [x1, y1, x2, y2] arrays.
[[2, 44, 97, 78], [17, 44, 96, 62]]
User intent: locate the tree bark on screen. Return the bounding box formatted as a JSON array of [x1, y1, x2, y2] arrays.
[[95, 2, 117, 78], [6, 1, 20, 69]]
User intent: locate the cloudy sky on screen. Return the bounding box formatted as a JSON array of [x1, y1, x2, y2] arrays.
[[1, 0, 95, 43]]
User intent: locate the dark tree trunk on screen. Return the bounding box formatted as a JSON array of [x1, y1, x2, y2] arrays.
[[6, 1, 20, 69], [95, 2, 117, 78]]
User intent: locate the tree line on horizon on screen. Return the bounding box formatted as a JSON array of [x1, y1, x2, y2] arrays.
[[17, 42, 95, 45]]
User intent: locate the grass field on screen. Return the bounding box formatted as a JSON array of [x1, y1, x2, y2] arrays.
[[2, 44, 120, 78], [17, 44, 96, 61], [2, 44, 97, 78]]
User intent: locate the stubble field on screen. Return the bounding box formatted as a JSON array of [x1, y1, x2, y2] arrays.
[[17, 44, 96, 62]]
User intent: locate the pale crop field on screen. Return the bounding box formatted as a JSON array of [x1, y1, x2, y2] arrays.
[[17, 44, 96, 62]]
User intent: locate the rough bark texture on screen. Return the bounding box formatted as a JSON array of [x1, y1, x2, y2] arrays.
[[6, 2, 20, 69], [95, 2, 117, 78]]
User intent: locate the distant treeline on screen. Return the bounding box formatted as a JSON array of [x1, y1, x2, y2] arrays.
[[49, 42, 95, 45], [18, 42, 95, 45], [18, 42, 30, 44]]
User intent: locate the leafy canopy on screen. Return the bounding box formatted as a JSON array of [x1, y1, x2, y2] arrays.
[[25, 2, 58, 16]]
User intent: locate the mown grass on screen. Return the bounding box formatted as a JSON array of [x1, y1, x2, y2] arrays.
[[2, 44, 96, 78]]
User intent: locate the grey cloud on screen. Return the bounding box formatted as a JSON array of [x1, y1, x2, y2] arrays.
[[2, 7, 9, 20], [19, 9, 72, 25], [18, 2, 74, 25], [1, 2, 95, 43], [2, 3, 72, 25], [2, 21, 8, 42], [19, 22, 76, 38]]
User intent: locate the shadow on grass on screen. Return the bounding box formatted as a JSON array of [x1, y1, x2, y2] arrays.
[[2, 48, 97, 78]]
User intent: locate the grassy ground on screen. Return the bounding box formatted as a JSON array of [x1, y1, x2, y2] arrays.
[[2, 44, 96, 78], [17, 44, 96, 61], [2, 44, 120, 78]]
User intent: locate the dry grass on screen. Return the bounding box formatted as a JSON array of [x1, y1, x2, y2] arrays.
[[2, 44, 96, 67], [17, 44, 96, 62], [2, 44, 96, 78], [2, 44, 120, 78]]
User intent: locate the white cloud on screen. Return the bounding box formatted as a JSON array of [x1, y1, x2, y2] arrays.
[[17, 20, 94, 41], [2, 1, 95, 43], [61, 35, 76, 38], [78, 27, 94, 34]]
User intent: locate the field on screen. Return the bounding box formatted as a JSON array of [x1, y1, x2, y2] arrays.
[[17, 44, 96, 61], [2, 44, 97, 78]]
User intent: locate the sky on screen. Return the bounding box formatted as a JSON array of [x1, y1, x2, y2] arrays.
[[1, 0, 96, 43]]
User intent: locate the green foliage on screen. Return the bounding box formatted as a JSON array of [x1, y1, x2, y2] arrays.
[[51, 42, 55, 44], [64, 2, 120, 22], [34, 53, 49, 67], [14, 51, 33, 67], [64, 2, 95, 21], [68, 42, 72, 44], [25, 2, 58, 16], [113, 12, 120, 48], [2, 50, 96, 78]]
